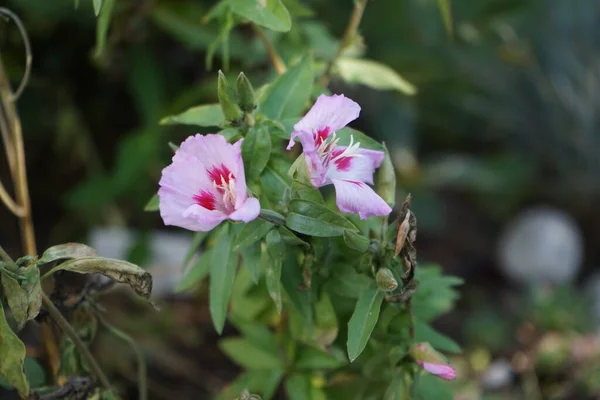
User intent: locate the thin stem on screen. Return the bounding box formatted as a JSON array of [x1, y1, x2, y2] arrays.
[[0, 246, 115, 396], [320, 0, 369, 87], [253, 25, 286, 74], [0, 7, 32, 101], [41, 295, 116, 396], [0, 105, 17, 178], [0, 179, 24, 216], [0, 52, 36, 255], [406, 298, 415, 339], [97, 314, 147, 400]]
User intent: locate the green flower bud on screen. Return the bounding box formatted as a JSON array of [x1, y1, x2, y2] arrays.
[[236, 72, 256, 113], [217, 70, 243, 124], [376, 268, 398, 291]]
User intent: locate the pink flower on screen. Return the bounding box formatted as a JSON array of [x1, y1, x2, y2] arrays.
[[411, 342, 457, 381], [287, 94, 392, 219], [159, 134, 260, 231], [417, 361, 457, 381]]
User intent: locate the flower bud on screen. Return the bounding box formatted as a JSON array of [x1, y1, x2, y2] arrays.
[[376, 268, 398, 291], [236, 72, 256, 113], [218, 70, 243, 124], [410, 342, 456, 381]]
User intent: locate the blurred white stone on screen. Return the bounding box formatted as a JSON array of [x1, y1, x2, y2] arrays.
[[89, 227, 193, 299], [481, 359, 512, 390], [497, 207, 583, 285]]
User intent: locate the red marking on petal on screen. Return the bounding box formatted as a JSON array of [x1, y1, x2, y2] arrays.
[[207, 164, 235, 185], [193, 190, 216, 210], [314, 126, 330, 145], [346, 180, 363, 186], [334, 156, 352, 171]]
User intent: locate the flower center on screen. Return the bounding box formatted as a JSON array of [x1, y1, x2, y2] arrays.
[[314, 129, 362, 172], [195, 164, 237, 212]]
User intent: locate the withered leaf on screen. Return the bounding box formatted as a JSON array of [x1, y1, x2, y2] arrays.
[[38, 243, 97, 266], [1, 262, 42, 330], [45, 257, 152, 300]]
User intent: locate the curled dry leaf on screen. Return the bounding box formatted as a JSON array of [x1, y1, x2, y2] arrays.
[[1, 261, 42, 330], [38, 243, 97, 265], [45, 257, 152, 300]]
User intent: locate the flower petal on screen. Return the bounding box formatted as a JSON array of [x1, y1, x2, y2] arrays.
[[331, 179, 392, 219], [178, 133, 241, 173], [229, 197, 261, 222], [419, 362, 457, 381], [294, 94, 360, 135], [326, 147, 385, 185], [159, 152, 215, 229], [181, 204, 228, 231], [231, 138, 249, 209]]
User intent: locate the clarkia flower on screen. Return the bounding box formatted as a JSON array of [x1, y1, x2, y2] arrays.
[[159, 134, 260, 232], [287, 94, 392, 219], [410, 342, 457, 381]]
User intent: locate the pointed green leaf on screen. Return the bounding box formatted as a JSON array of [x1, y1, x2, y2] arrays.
[[286, 199, 358, 237], [176, 249, 212, 292], [0, 302, 28, 395], [437, 0, 453, 36], [296, 347, 344, 370], [183, 231, 210, 268], [242, 126, 272, 182], [347, 285, 384, 362], [291, 181, 324, 204], [336, 58, 416, 95], [209, 224, 237, 333], [93, 0, 104, 16], [143, 194, 159, 212], [94, 0, 115, 58], [260, 55, 313, 119], [414, 319, 461, 354], [229, 0, 292, 32], [160, 104, 225, 127], [343, 230, 370, 252], [375, 142, 396, 208], [219, 338, 283, 369], [234, 218, 274, 250], [265, 230, 284, 313], [241, 242, 263, 283]]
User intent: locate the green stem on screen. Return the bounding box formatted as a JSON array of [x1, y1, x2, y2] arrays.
[[320, 0, 369, 87], [97, 313, 147, 400], [0, 245, 116, 396]]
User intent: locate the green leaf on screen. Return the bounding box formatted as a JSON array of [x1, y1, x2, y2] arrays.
[[1, 263, 42, 330], [265, 230, 284, 313], [326, 264, 371, 299], [336, 58, 416, 95], [296, 347, 344, 370], [281, 253, 313, 321], [241, 242, 262, 284], [414, 319, 461, 354], [286, 199, 358, 237], [176, 249, 212, 292], [383, 373, 407, 400], [0, 302, 28, 395], [242, 126, 272, 182], [45, 257, 152, 299], [219, 338, 283, 369], [286, 374, 326, 400], [209, 224, 237, 333], [314, 292, 338, 349], [160, 104, 225, 127], [279, 226, 309, 247], [375, 143, 396, 208], [94, 0, 115, 58], [260, 55, 313, 120], [347, 285, 385, 362], [291, 181, 324, 204], [143, 194, 159, 212], [38, 243, 97, 265], [411, 266, 463, 322], [235, 218, 274, 250], [414, 374, 453, 400], [437, 0, 453, 36], [343, 230, 370, 252], [183, 231, 210, 268], [229, 0, 292, 32], [93, 0, 104, 16], [216, 370, 284, 400]]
